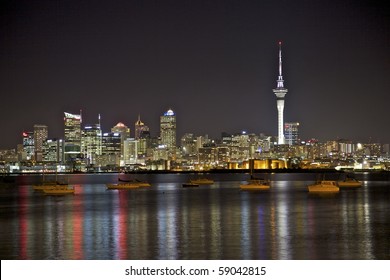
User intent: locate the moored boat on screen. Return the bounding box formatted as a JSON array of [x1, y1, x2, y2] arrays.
[[308, 180, 339, 193], [182, 182, 199, 188], [43, 185, 75, 195], [337, 177, 362, 188], [240, 179, 270, 191], [117, 178, 151, 187], [106, 183, 140, 189], [189, 178, 214, 185], [33, 182, 68, 191]]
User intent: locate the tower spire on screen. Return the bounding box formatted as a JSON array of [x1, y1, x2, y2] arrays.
[[277, 41, 284, 89]]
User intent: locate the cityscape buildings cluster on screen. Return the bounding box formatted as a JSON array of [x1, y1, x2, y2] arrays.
[[1, 44, 389, 173]]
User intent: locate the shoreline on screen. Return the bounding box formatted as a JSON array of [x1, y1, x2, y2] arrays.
[[2, 169, 390, 185]]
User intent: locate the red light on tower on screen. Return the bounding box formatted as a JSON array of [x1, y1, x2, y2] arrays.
[[22, 132, 28, 137]]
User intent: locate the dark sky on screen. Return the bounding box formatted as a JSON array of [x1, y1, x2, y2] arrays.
[[0, 0, 389, 149]]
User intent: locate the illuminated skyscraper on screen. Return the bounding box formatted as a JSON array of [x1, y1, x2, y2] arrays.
[[64, 112, 82, 161], [43, 138, 64, 162], [134, 115, 149, 139], [33, 124, 48, 161], [111, 122, 130, 139], [111, 122, 130, 161], [284, 122, 299, 146], [273, 42, 288, 145], [160, 109, 176, 150], [81, 123, 102, 165], [22, 131, 34, 160]]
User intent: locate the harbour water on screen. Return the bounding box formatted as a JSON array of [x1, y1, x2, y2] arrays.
[[0, 173, 389, 260]]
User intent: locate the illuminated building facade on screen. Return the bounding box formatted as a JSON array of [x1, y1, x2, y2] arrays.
[[134, 115, 149, 139], [101, 132, 121, 166], [43, 138, 64, 162], [22, 131, 34, 160], [160, 109, 176, 150], [123, 138, 138, 165], [273, 42, 288, 145], [33, 124, 48, 161], [64, 112, 82, 161], [81, 124, 102, 165], [111, 122, 130, 160], [284, 122, 299, 146]]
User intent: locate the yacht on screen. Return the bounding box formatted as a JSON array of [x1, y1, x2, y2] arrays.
[[189, 178, 214, 185], [240, 179, 270, 191], [308, 181, 339, 193], [337, 177, 362, 188], [182, 182, 199, 188], [43, 185, 75, 195]]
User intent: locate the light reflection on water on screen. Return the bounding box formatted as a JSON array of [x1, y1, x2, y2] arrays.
[[0, 175, 389, 260]]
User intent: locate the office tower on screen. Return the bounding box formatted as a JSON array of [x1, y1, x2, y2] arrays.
[[111, 122, 131, 138], [134, 115, 149, 139], [22, 131, 34, 160], [273, 42, 288, 145], [160, 109, 176, 150], [101, 132, 121, 166], [123, 138, 138, 165], [284, 122, 299, 146], [64, 112, 82, 161], [43, 138, 64, 162], [33, 124, 48, 161], [111, 122, 130, 160], [81, 123, 102, 165], [181, 133, 196, 156]]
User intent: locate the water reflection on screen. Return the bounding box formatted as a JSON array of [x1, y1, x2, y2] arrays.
[[0, 178, 388, 260]]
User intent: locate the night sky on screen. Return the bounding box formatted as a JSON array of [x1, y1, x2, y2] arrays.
[[0, 0, 389, 149]]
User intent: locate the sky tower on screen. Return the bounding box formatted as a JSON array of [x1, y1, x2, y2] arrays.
[[273, 42, 288, 145]]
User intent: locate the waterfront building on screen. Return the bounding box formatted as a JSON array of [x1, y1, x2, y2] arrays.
[[64, 112, 82, 161], [272, 42, 288, 145], [284, 122, 299, 146], [22, 131, 34, 161], [33, 124, 48, 161], [230, 132, 250, 162], [160, 109, 176, 152]]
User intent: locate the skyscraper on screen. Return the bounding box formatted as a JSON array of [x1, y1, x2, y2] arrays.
[[160, 109, 176, 150], [111, 122, 130, 161], [273, 42, 288, 145], [134, 115, 149, 139], [22, 131, 34, 160], [64, 112, 82, 161], [33, 124, 48, 161], [284, 122, 300, 146], [81, 123, 102, 165]]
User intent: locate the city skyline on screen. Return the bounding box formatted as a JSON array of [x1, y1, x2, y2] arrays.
[[0, 0, 389, 149]]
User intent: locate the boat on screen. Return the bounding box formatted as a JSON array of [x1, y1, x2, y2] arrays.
[[337, 177, 362, 188], [240, 179, 270, 191], [189, 178, 214, 185], [240, 159, 270, 191], [43, 185, 75, 195], [106, 183, 140, 189], [33, 181, 68, 191], [118, 178, 151, 187], [308, 180, 339, 193], [182, 182, 199, 188], [33, 166, 69, 191]]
